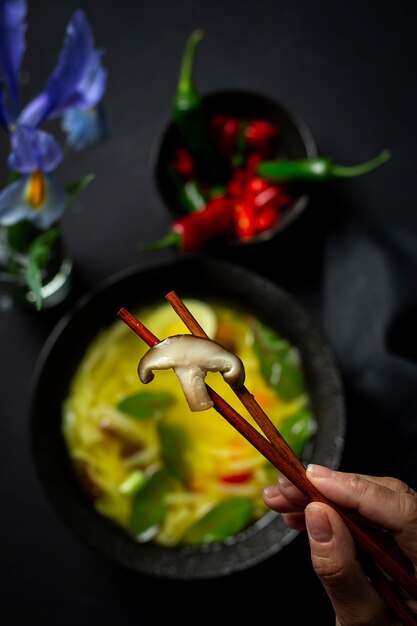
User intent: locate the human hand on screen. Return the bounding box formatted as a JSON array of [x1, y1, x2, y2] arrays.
[[262, 465, 417, 626]]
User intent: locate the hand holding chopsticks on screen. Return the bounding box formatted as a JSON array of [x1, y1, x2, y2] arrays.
[[264, 465, 417, 625], [117, 293, 417, 626]]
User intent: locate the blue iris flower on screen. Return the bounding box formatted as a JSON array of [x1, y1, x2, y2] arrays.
[[0, 0, 107, 228], [0, 125, 66, 229], [61, 103, 109, 151], [18, 7, 108, 138]]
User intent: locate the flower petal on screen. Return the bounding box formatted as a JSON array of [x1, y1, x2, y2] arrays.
[[0, 178, 33, 225], [0, 0, 27, 119], [74, 49, 107, 109], [61, 104, 108, 150], [29, 174, 67, 228], [19, 9, 106, 126], [0, 173, 66, 229], [16, 91, 47, 128], [0, 79, 11, 127], [8, 125, 63, 173]]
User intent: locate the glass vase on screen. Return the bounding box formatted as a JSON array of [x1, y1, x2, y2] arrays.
[[0, 226, 74, 311]]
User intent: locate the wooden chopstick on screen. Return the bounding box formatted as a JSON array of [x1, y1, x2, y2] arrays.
[[165, 292, 308, 474], [117, 302, 417, 626], [164, 293, 414, 567], [164, 293, 417, 624]]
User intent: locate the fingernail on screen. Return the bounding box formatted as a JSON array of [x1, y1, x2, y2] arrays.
[[306, 464, 334, 478], [278, 473, 292, 488], [305, 505, 333, 543], [263, 485, 280, 498]]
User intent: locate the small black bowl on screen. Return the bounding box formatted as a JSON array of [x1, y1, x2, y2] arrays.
[[30, 257, 345, 580], [153, 90, 317, 246]]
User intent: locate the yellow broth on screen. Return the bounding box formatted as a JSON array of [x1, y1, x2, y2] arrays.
[[62, 299, 315, 546]]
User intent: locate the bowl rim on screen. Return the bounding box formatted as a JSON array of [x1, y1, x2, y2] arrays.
[[150, 89, 318, 246], [30, 256, 345, 580]]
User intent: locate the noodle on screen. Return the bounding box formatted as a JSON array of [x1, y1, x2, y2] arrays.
[[62, 299, 316, 546]]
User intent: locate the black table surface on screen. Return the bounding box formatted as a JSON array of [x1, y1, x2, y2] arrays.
[[2, 1, 417, 624]]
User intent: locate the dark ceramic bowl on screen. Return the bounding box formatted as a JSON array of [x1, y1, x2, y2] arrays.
[[30, 257, 345, 580], [153, 90, 317, 247]]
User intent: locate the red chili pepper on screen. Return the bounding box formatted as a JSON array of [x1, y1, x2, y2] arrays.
[[227, 158, 262, 194], [172, 196, 235, 251], [245, 176, 271, 196], [210, 114, 240, 159], [150, 109, 288, 252], [253, 184, 281, 208], [173, 147, 195, 179], [143, 196, 235, 252], [234, 201, 258, 239], [245, 118, 279, 156], [244, 152, 264, 177], [255, 205, 280, 232], [220, 471, 253, 484], [230, 166, 290, 240], [227, 167, 247, 198]]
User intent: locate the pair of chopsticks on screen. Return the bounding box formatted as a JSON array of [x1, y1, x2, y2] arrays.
[[118, 291, 417, 626]]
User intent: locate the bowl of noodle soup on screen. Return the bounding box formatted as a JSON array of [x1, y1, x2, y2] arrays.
[[30, 256, 345, 580]]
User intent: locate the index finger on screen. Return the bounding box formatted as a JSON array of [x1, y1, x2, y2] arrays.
[[306, 465, 417, 533]]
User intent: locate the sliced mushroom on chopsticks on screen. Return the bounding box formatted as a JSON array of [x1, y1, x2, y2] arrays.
[[138, 334, 245, 411]]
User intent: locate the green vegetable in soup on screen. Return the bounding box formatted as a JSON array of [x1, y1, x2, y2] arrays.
[[279, 409, 316, 458], [251, 319, 306, 401], [130, 468, 176, 537], [181, 496, 253, 545], [117, 390, 175, 419], [158, 422, 191, 485], [63, 299, 316, 548]]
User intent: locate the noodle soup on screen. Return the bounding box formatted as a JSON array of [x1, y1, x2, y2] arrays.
[[62, 299, 316, 547]]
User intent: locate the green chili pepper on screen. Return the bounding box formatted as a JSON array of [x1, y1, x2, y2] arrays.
[[257, 149, 391, 181], [173, 30, 223, 182], [167, 165, 207, 214]]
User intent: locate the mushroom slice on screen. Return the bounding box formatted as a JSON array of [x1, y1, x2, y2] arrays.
[[138, 335, 245, 412]]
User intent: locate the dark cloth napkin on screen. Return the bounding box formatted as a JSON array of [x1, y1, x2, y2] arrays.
[[322, 219, 417, 488]]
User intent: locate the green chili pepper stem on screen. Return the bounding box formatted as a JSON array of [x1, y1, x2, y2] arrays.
[[329, 149, 391, 178], [258, 149, 392, 181], [176, 29, 204, 111], [139, 231, 182, 251], [173, 30, 225, 183]]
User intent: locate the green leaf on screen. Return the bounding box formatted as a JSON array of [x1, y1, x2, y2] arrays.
[[130, 468, 175, 537], [181, 496, 253, 545], [25, 259, 43, 310], [158, 421, 190, 484], [28, 227, 60, 266], [117, 391, 175, 419], [6, 220, 43, 253], [251, 318, 306, 401], [24, 228, 61, 310], [65, 173, 95, 209], [280, 409, 317, 458]]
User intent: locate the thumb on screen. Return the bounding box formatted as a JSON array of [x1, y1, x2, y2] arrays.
[[305, 503, 391, 626]]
